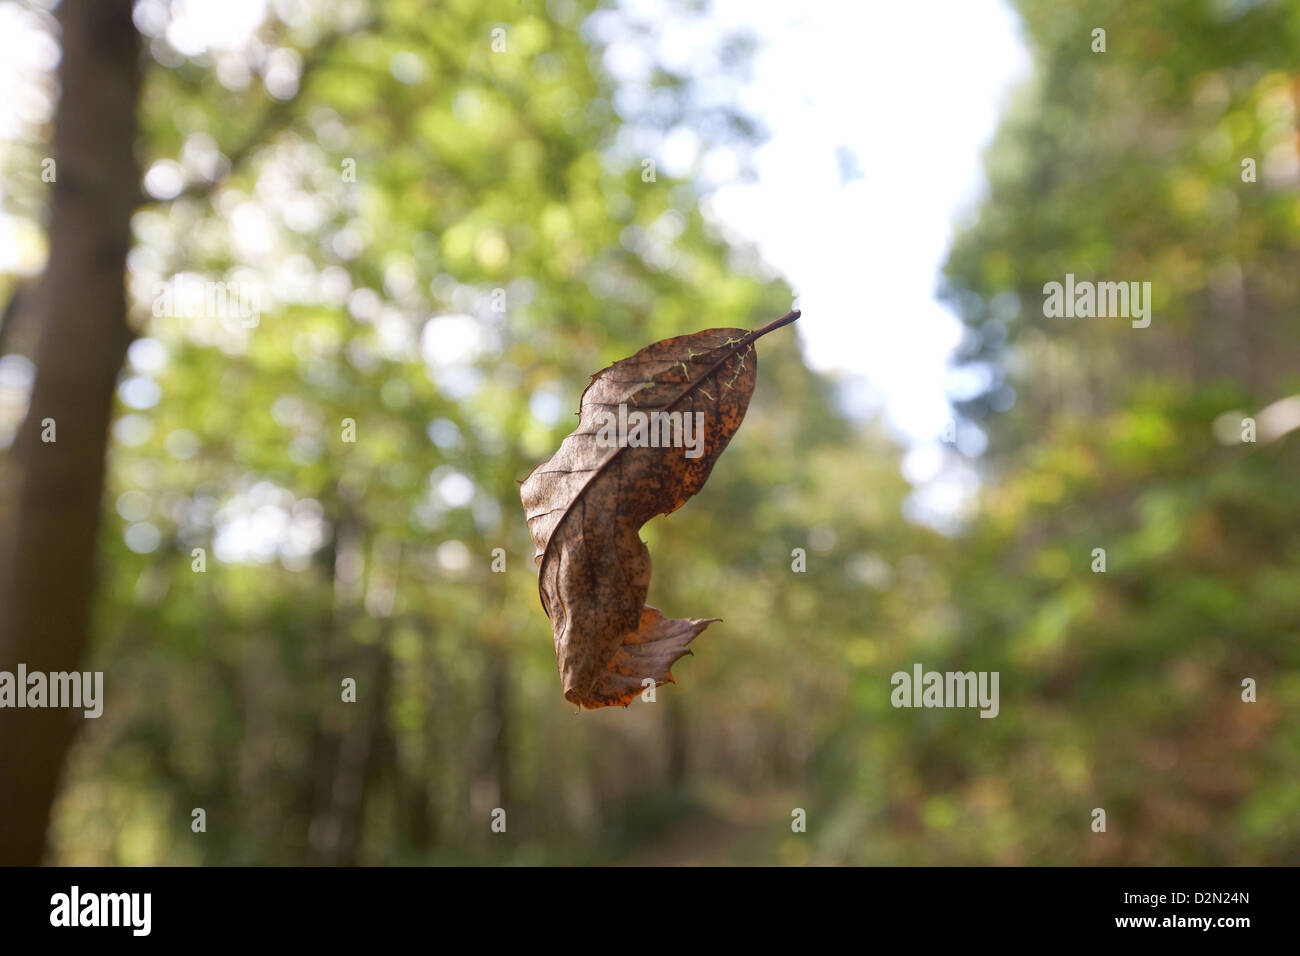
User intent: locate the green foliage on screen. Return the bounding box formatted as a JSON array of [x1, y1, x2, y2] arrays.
[[24, 0, 922, 865], [924, 0, 1300, 864], [3, 0, 1295, 865]]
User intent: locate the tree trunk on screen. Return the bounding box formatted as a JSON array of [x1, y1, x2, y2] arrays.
[[0, 0, 141, 865]]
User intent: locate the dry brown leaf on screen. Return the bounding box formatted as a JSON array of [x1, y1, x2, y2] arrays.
[[520, 310, 800, 708]]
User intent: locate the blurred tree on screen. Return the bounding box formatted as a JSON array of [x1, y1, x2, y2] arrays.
[[0, 0, 140, 866], [5, 0, 1293, 868], [929, 0, 1300, 863]]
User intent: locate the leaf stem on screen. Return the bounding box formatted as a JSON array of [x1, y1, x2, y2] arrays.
[[749, 309, 801, 342]]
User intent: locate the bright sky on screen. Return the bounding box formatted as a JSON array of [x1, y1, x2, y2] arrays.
[[598, 0, 1031, 524], [636, 0, 1031, 447]]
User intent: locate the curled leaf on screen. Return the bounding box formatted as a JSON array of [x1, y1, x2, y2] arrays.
[[520, 310, 800, 708]]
